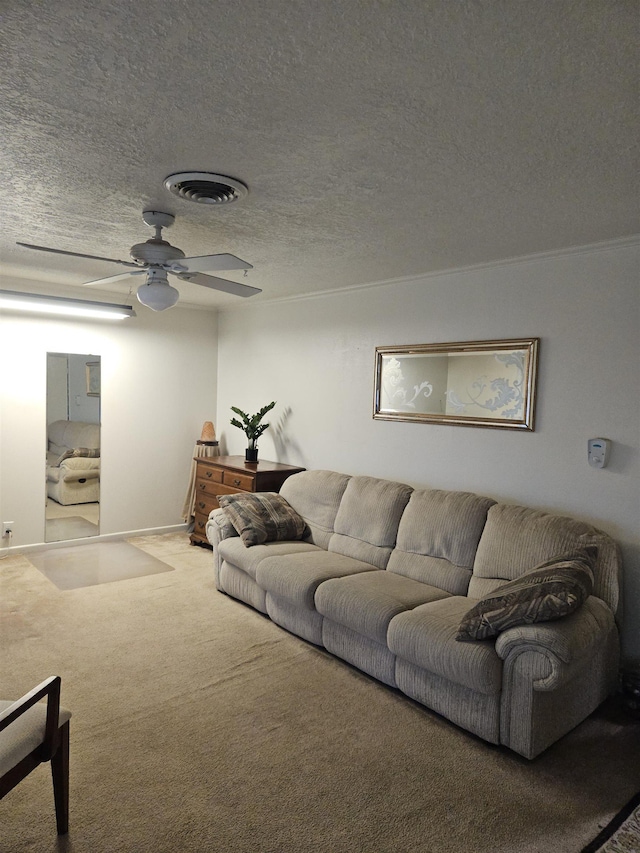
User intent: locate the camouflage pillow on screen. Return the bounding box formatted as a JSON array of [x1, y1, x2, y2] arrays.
[[456, 547, 596, 642], [217, 492, 309, 547]]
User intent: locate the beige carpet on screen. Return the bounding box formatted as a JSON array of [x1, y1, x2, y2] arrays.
[[42, 517, 100, 545], [45, 500, 100, 544], [581, 791, 640, 852], [1, 533, 639, 853], [45, 500, 99, 523]]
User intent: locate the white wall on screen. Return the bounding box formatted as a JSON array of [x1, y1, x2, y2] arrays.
[[46, 353, 69, 422], [0, 305, 218, 546], [216, 240, 640, 662]]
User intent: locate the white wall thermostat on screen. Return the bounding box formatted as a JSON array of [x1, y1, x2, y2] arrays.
[[587, 438, 611, 469]]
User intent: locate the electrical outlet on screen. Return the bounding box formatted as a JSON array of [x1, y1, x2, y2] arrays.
[[2, 521, 14, 538]]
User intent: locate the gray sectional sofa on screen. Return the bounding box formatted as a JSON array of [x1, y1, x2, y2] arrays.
[[206, 470, 621, 759]]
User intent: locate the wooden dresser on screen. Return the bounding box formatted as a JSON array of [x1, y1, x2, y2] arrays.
[[190, 455, 306, 547]]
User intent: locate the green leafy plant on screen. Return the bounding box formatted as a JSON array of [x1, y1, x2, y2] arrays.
[[230, 401, 276, 450]]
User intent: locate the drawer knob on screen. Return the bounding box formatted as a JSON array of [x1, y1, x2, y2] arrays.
[[233, 478, 241, 486], [206, 470, 213, 478], [198, 501, 206, 510]]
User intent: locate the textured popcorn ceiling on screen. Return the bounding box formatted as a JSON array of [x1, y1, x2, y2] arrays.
[[0, 1, 637, 308]]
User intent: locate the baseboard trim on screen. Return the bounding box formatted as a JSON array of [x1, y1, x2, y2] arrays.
[[0, 524, 189, 556]]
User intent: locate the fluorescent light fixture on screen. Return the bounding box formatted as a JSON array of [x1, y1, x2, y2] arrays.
[[0, 290, 135, 320]]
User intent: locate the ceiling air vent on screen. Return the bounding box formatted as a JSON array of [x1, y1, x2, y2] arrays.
[[163, 172, 248, 205]]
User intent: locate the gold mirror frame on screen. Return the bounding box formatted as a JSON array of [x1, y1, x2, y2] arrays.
[[374, 338, 539, 430]]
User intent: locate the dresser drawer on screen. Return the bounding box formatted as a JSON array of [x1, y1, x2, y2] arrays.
[[222, 470, 255, 491], [197, 477, 244, 502], [194, 493, 219, 515], [196, 477, 223, 498], [199, 466, 224, 484], [193, 511, 211, 540]]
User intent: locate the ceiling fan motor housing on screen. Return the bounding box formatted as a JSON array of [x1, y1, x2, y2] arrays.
[[129, 239, 185, 264]]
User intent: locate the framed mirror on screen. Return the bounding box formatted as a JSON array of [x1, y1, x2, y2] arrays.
[[45, 353, 101, 542], [374, 338, 539, 430], [85, 361, 100, 396]]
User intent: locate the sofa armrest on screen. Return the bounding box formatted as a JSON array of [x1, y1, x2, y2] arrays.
[[47, 456, 100, 485], [59, 457, 100, 472], [60, 455, 99, 467], [495, 596, 616, 690], [206, 509, 238, 588], [206, 508, 237, 548]]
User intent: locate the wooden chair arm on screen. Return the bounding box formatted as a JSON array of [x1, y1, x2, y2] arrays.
[[0, 676, 61, 761]]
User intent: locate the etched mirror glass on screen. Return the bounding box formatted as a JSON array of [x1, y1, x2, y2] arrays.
[[374, 339, 538, 430]]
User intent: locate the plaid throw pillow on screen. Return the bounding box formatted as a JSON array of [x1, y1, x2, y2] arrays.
[[217, 492, 309, 547], [54, 447, 101, 465], [456, 547, 596, 642]]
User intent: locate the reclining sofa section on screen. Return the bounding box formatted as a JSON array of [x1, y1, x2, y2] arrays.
[[206, 470, 621, 759], [46, 420, 100, 505]]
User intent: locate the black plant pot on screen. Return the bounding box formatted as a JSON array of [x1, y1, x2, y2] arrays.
[[245, 448, 259, 463]]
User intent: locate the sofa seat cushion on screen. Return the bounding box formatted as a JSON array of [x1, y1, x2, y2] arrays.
[[388, 597, 502, 694], [315, 570, 451, 645], [52, 447, 100, 465], [256, 551, 378, 611], [218, 538, 321, 581]]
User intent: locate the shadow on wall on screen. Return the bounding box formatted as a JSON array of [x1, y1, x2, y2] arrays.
[[272, 407, 304, 463], [216, 408, 302, 462]]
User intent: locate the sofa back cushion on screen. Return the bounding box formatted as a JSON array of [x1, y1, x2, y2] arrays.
[[279, 470, 351, 549], [329, 476, 413, 569], [48, 420, 100, 452], [387, 489, 496, 595], [469, 504, 621, 618]]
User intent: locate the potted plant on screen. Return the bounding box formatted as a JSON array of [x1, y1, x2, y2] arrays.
[[230, 401, 276, 462]]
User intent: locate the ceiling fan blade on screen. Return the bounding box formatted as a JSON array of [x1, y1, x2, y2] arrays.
[[179, 253, 253, 273], [173, 270, 262, 298], [16, 242, 139, 268], [83, 270, 147, 287]]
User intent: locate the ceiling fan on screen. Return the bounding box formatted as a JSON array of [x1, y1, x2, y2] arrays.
[[16, 210, 261, 311]]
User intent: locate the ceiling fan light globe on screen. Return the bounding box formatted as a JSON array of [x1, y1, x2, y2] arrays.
[[136, 282, 179, 311]]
